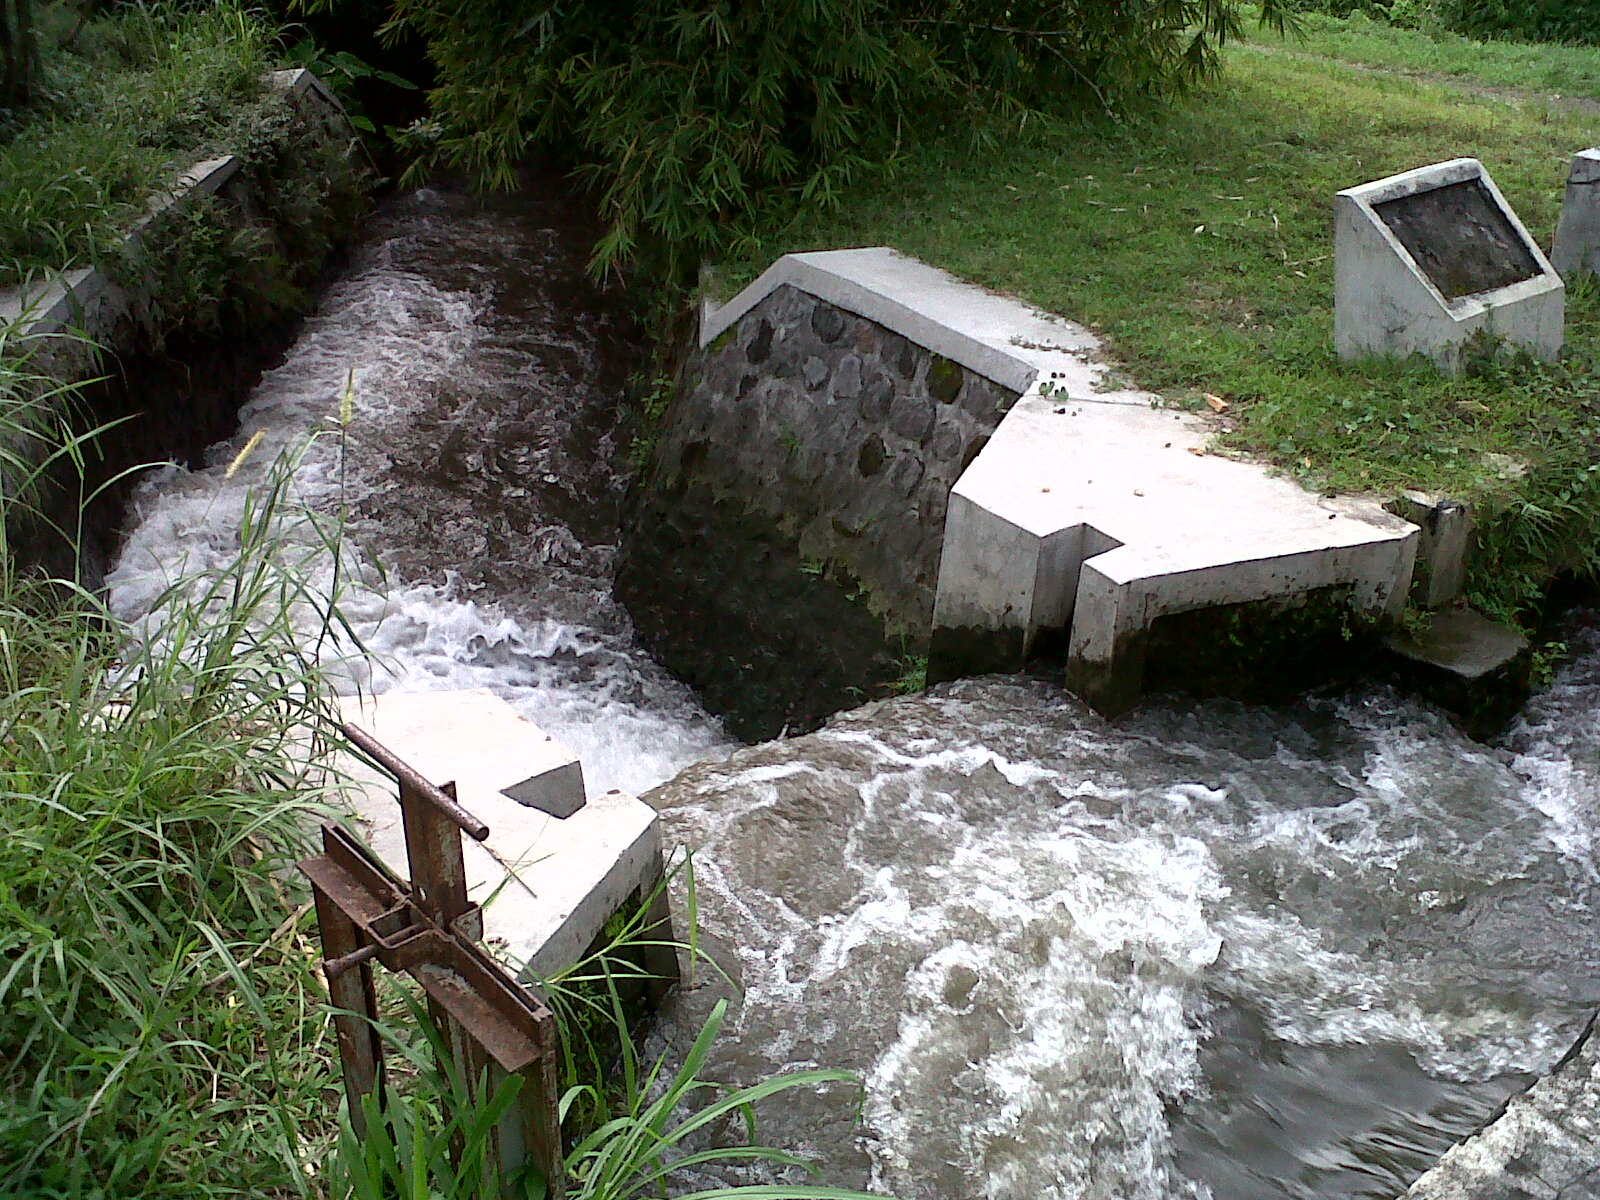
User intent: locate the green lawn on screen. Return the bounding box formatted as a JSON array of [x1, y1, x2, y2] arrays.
[[1241, 10, 1600, 101], [726, 37, 1600, 618]]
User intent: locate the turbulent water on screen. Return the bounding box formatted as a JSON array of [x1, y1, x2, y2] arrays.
[[647, 653, 1600, 1199], [106, 178, 728, 797], [105, 179, 1600, 1200]]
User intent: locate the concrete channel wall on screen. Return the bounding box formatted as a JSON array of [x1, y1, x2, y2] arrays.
[[0, 69, 368, 585], [626, 247, 1423, 724], [616, 268, 1022, 741], [0, 70, 351, 349]]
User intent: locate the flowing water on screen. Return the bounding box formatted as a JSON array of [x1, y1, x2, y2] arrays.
[[104, 179, 1600, 1199], [107, 178, 728, 797]]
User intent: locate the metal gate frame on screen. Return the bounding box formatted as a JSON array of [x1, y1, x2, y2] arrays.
[[300, 721, 566, 1197]]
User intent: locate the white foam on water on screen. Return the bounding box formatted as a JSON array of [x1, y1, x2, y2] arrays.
[[653, 674, 1600, 1199], [108, 199, 729, 800], [1506, 623, 1600, 880]]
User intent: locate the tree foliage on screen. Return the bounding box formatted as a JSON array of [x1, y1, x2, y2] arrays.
[[0, 0, 38, 110], [1435, 0, 1600, 45], [375, 0, 1289, 276]]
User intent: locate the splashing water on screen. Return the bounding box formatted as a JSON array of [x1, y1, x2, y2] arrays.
[[104, 177, 1600, 1199], [648, 665, 1600, 1200], [107, 179, 729, 797]]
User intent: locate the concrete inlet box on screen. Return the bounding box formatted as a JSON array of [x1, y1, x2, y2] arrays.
[[1552, 148, 1600, 281], [1335, 158, 1563, 372]]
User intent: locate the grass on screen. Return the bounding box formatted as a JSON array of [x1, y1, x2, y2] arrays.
[[1242, 9, 1600, 100], [336, 871, 889, 1200], [0, 331, 358, 1196], [724, 39, 1600, 618], [0, 1, 274, 289]]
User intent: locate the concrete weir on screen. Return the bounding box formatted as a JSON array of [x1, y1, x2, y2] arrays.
[[1403, 1018, 1600, 1200], [335, 689, 668, 982], [702, 249, 1420, 714]]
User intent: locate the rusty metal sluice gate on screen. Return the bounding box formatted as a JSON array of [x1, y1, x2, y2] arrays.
[[299, 721, 567, 1197]]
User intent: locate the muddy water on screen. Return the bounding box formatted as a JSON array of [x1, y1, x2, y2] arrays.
[[107, 175, 729, 796], [648, 649, 1600, 1199], [104, 176, 1600, 1199]]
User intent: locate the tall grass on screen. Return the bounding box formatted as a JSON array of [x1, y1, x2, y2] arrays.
[[0, 342, 352, 1196], [331, 871, 892, 1200]]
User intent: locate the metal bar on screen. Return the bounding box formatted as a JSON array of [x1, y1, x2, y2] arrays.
[[342, 721, 490, 841], [310, 879, 385, 1139], [305, 731, 570, 1196], [509, 1009, 566, 1199], [323, 941, 380, 981], [402, 776, 474, 929]]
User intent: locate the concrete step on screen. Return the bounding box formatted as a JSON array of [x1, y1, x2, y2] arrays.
[[335, 689, 665, 982]]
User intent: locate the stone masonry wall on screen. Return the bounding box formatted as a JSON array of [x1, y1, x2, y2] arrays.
[[616, 283, 1020, 741]]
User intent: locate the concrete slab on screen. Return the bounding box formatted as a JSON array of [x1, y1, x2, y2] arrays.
[[1404, 1017, 1600, 1200], [705, 248, 1421, 713], [1387, 606, 1528, 680], [1384, 606, 1531, 738], [336, 690, 665, 982], [1553, 148, 1600, 281], [703, 247, 1146, 405], [1335, 158, 1564, 372]]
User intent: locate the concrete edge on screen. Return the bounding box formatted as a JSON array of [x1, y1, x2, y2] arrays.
[[1402, 1012, 1600, 1199], [1570, 147, 1600, 186], [518, 807, 665, 982], [0, 69, 343, 346], [699, 248, 1046, 396]]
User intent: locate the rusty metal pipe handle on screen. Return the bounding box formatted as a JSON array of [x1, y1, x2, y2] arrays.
[[323, 942, 381, 981], [341, 721, 491, 841]]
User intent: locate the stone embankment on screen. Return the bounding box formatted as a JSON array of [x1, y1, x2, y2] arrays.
[[1404, 1018, 1600, 1200], [623, 247, 1509, 733]]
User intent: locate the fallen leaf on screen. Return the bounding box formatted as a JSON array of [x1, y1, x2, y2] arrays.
[[1204, 393, 1230, 412], [1188, 446, 1207, 457]]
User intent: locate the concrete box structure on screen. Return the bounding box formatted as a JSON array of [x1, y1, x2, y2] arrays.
[[336, 690, 667, 982], [701, 249, 1421, 716], [1334, 158, 1563, 372], [1552, 148, 1600, 281]]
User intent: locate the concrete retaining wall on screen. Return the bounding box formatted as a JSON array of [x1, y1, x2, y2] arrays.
[[0, 69, 369, 586], [625, 247, 1422, 727], [616, 277, 1019, 741]]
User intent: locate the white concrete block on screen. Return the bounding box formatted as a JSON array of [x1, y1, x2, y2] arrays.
[[709, 247, 1422, 714], [1552, 148, 1600, 281], [336, 690, 664, 982], [1335, 158, 1563, 372], [1386, 491, 1474, 609], [939, 391, 1415, 710]]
